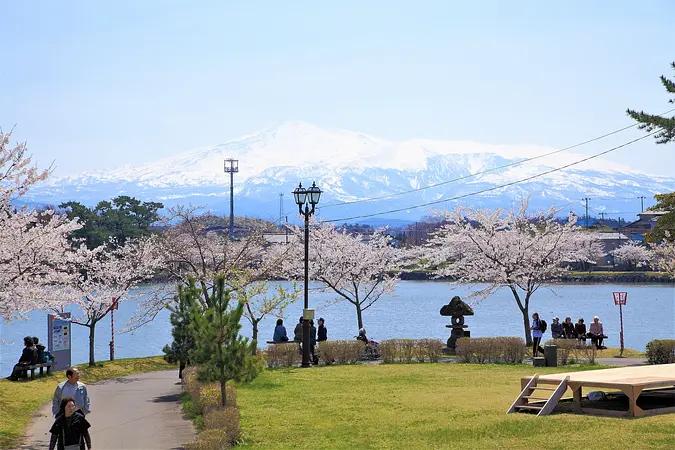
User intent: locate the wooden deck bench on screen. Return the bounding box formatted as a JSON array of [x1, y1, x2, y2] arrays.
[[20, 362, 52, 380]]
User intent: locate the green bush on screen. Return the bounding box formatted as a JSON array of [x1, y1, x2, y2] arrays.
[[646, 339, 675, 364], [455, 337, 526, 364], [265, 343, 301, 368]]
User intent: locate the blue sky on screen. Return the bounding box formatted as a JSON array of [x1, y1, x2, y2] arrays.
[[1, 0, 674, 177]]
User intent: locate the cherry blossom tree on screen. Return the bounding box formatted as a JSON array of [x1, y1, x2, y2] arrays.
[[653, 237, 675, 277], [569, 233, 605, 272], [424, 202, 587, 345], [0, 131, 82, 319], [61, 236, 162, 366], [233, 276, 300, 354], [610, 240, 653, 270], [289, 221, 404, 331], [128, 205, 295, 330]]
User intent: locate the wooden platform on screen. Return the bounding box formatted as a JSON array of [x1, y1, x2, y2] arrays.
[[519, 364, 675, 417]]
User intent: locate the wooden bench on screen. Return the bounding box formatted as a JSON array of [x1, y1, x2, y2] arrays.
[[20, 362, 52, 380]]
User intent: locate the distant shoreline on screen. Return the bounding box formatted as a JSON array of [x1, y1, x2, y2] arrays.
[[398, 271, 675, 284]]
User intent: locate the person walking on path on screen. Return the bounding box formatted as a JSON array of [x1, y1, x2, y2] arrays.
[[53, 367, 91, 417], [530, 312, 545, 357], [49, 397, 92, 450], [317, 317, 327, 342]]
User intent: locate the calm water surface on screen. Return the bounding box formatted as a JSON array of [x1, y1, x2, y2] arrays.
[[1, 281, 673, 375]]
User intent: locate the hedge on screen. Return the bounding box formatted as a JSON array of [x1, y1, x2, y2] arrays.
[[378, 339, 444, 363], [645, 339, 675, 364], [455, 337, 527, 364]]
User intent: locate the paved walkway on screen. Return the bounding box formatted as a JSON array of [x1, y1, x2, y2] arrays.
[[20, 370, 195, 450]]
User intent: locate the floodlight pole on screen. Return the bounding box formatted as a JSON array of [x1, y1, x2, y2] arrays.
[[224, 159, 239, 240]]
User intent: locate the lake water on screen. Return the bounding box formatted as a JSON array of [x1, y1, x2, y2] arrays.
[[1, 281, 673, 376]]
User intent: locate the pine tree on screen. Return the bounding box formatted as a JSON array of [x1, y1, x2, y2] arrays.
[[162, 284, 195, 378], [187, 276, 262, 407], [627, 61, 675, 144]]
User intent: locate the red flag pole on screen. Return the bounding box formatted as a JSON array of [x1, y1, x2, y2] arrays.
[[619, 302, 624, 357]]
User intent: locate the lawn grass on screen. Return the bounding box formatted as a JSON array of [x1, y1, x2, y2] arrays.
[[236, 363, 675, 449], [595, 346, 645, 358], [0, 356, 176, 449]]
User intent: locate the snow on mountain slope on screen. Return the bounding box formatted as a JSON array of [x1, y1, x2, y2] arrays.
[[26, 121, 675, 221]]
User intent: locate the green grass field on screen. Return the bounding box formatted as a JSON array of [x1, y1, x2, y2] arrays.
[[236, 363, 674, 449], [0, 356, 176, 449]]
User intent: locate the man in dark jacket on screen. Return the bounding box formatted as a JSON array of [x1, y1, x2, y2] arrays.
[[8, 336, 38, 380], [317, 318, 327, 342], [293, 316, 304, 342], [309, 320, 318, 364]]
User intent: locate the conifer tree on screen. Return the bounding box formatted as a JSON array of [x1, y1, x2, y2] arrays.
[[162, 284, 195, 378], [627, 61, 675, 144], [187, 276, 262, 407]]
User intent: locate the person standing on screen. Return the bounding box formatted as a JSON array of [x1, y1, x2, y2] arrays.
[[293, 316, 304, 342], [49, 397, 92, 450], [530, 313, 545, 357], [317, 318, 327, 342], [52, 367, 90, 417], [309, 319, 318, 364]]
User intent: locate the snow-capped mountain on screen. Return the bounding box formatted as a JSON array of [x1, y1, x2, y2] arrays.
[[25, 121, 675, 224]]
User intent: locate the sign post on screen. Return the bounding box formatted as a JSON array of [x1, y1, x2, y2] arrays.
[[613, 292, 627, 357], [47, 313, 72, 372], [109, 297, 119, 361]]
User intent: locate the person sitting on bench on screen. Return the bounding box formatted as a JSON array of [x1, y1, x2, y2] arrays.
[[8, 336, 38, 381], [574, 318, 587, 344], [273, 318, 289, 342], [588, 316, 607, 349]]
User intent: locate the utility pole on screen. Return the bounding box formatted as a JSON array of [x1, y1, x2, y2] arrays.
[[638, 196, 646, 213], [279, 193, 284, 227], [599, 212, 606, 224], [583, 197, 591, 228], [224, 159, 239, 240]]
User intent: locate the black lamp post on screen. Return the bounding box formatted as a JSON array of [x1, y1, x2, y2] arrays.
[[293, 181, 322, 368]]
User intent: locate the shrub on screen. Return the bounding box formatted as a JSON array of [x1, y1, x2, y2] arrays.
[[265, 343, 301, 368], [317, 340, 364, 364], [545, 339, 578, 365], [185, 428, 233, 450], [378, 339, 444, 363], [573, 344, 597, 364], [645, 339, 675, 364], [199, 382, 238, 412], [455, 337, 526, 364], [204, 407, 241, 445]]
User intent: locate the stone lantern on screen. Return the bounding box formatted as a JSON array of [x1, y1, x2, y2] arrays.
[[440, 296, 474, 354]]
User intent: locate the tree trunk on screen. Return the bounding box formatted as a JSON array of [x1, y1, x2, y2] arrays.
[[521, 309, 532, 347], [88, 324, 96, 367], [356, 303, 363, 330], [220, 365, 227, 408], [252, 321, 259, 356]]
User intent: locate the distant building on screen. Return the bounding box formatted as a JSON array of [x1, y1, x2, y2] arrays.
[[263, 232, 298, 245], [594, 232, 629, 266], [620, 211, 667, 242]]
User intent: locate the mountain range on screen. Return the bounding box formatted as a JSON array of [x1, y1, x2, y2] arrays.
[[24, 121, 675, 225]]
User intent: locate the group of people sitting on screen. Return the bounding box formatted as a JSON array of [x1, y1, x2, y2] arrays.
[[7, 335, 55, 381], [273, 317, 328, 363], [550, 316, 608, 350]]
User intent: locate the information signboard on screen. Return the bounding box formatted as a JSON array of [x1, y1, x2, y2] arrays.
[[48, 313, 72, 371]]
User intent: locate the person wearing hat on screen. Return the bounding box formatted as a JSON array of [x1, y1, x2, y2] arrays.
[[550, 317, 563, 339], [317, 318, 327, 342]]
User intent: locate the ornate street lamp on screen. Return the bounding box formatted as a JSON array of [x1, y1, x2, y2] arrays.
[[293, 181, 322, 367]]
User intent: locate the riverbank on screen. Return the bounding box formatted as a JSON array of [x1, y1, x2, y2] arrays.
[[399, 270, 675, 283], [0, 356, 177, 449]]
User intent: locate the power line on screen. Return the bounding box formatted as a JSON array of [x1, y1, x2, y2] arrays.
[[319, 108, 675, 211], [324, 130, 658, 224]]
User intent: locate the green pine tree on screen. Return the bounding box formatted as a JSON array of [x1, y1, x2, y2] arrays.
[[162, 284, 195, 378], [187, 276, 263, 407], [627, 61, 675, 144], [646, 192, 675, 243]]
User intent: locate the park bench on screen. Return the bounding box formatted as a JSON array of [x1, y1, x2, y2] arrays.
[[18, 362, 52, 380]]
